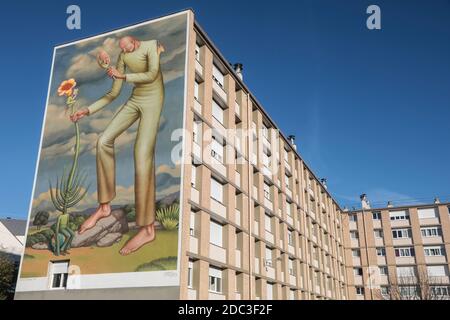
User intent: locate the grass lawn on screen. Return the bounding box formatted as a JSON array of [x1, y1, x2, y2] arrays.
[[21, 229, 178, 278]]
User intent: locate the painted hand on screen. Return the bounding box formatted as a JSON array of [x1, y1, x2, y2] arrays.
[[70, 108, 89, 122], [107, 67, 125, 79]]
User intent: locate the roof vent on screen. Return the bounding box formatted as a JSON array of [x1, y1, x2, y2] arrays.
[[233, 63, 243, 80]]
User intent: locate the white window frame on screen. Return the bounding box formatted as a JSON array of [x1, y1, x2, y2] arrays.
[[209, 267, 223, 293], [212, 99, 224, 124], [188, 260, 194, 288], [49, 261, 69, 290], [210, 177, 223, 203], [372, 211, 381, 220], [392, 228, 412, 239], [376, 247, 386, 256], [395, 247, 415, 257], [210, 220, 223, 247], [421, 227, 442, 237], [212, 64, 225, 88], [389, 210, 409, 221], [418, 208, 438, 219], [424, 246, 445, 256]]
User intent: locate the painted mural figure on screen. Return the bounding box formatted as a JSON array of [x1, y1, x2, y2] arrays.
[[70, 36, 166, 255], [50, 212, 75, 256]]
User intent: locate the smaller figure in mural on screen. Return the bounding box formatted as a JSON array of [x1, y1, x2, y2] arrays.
[[50, 212, 75, 256], [70, 36, 166, 255]]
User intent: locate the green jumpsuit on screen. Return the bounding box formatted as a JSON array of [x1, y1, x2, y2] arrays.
[[87, 40, 164, 226]]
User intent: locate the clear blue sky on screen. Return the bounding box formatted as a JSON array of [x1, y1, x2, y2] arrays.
[[0, 0, 449, 218]]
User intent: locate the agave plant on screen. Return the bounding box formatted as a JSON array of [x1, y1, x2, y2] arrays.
[[156, 203, 180, 230], [47, 79, 90, 255]]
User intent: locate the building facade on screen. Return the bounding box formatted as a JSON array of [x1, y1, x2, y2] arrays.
[[15, 9, 350, 300], [178, 14, 348, 300], [343, 198, 450, 300]]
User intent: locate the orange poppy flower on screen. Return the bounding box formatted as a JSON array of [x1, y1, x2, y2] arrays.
[[58, 79, 77, 97]]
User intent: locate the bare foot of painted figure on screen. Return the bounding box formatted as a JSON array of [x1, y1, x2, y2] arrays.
[[78, 203, 111, 234], [119, 223, 156, 256]]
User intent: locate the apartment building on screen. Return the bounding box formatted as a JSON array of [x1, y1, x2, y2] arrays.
[[343, 196, 450, 300], [16, 9, 347, 300], [178, 11, 348, 300]]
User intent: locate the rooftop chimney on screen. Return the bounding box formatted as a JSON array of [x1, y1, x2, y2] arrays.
[[360, 194, 371, 209], [434, 197, 441, 204], [387, 201, 394, 208], [233, 63, 243, 80], [320, 178, 328, 189], [288, 135, 297, 150], [343, 206, 349, 212]]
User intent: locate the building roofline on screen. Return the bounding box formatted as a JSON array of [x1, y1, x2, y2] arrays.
[[193, 19, 343, 211], [53, 8, 194, 49], [346, 201, 450, 213]]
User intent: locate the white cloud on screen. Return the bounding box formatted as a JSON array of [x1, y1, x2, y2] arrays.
[[66, 37, 121, 83]]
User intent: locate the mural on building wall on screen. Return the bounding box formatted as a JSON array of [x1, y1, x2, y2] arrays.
[[20, 13, 188, 278]]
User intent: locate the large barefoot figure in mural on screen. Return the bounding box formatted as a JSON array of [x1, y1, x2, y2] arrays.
[[70, 36, 165, 255]]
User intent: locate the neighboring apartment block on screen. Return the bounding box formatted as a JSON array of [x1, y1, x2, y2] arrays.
[[179, 15, 348, 301], [343, 196, 450, 300]]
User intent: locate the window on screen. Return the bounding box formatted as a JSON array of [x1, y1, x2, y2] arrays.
[[421, 227, 442, 237], [397, 266, 416, 278], [389, 210, 409, 221], [418, 208, 438, 219], [211, 134, 224, 163], [286, 202, 292, 216], [374, 229, 383, 238], [431, 286, 450, 297], [352, 249, 361, 257], [49, 260, 69, 289], [285, 174, 290, 190], [288, 230, 294, 246], [193, 121, 201, 144], [427, 265, 448, 277], [265, 214, 272, 233], [380, 286, 389, 296], [190, 211, 196, 236], [264, 183, 271, 201], [265, 246, 273, 267], [209, 267, 222, 293], [195, 43, 201, 61], [354, 268, 363, 276], [372, 211, 381, 220], [350, 230, 359, 240], [392, 228, 412, 239], [266, 282, 274, 300], [194, 80, 200, 100], [187, 260, 194, 288], [377, 247, 386, 256], [288, 258, 295, 276], [400, 286, 418, 297], [212, 100, 224, 124], [349, 214, 357, 222], [191, 164, 197, 188], [424, 246, 445, 256], [210, 220, 223, 247], [210, 177, 223, 203], [395, 247, 415, 257], [356, 286, 364, 295], [212, 64, 225, 88], [379, 266, 388, 276], [289, 289, 295, 300]]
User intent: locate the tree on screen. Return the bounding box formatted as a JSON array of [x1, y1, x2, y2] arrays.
[[33, 211, 49, 230], [375, 267, 449, 300], [0, 253, 18, 300]]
